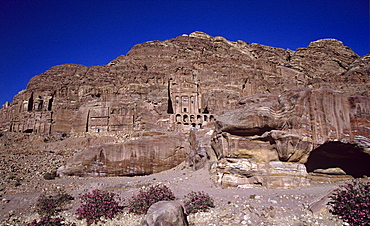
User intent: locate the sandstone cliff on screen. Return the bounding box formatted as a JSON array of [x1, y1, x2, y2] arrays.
[[0, 32, 369, 188]]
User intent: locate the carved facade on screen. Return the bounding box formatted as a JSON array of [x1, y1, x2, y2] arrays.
[[0, 32, 368, 138], [168, 76, 215, 131], [1, 75, 215, 135]]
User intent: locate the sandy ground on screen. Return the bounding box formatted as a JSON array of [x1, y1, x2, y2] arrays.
[[0, 161, 357, 226]]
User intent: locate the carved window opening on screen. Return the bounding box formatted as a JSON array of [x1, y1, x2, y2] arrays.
[[202, 106, 209, 114], [190, 115, 195, 122], [99, 150, 106, 165], [183, 108, 187, 112], [167, 81, 174, 114], [27, 93, 34, 111], [47, 96, 53, 111], [183, 114, 188, 123], [176, 114, 181, 122], [37, 100, 44, 111], [23, 129, 33, 133]]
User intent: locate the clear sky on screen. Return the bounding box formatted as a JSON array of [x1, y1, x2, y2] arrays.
[[0, 0, 369, 106]]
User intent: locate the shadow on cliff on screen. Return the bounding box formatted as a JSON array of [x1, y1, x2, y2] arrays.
[[305, 142, 370, 178]]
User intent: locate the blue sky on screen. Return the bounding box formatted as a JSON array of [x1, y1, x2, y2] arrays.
[[0, 0, 369, 106]]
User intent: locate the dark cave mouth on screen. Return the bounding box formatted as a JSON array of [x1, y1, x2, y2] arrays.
[[305, 142, 370, 178]]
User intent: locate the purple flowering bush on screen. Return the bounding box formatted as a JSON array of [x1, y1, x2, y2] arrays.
[[128, 184, 175, 214], [76, 189, 121, 226], [27, 215, 66, 226], [328, 179, 370, 226], [183, 191, 215, 214]]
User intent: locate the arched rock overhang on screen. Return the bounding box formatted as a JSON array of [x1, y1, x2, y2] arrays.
[[305, 142, 370, 178]]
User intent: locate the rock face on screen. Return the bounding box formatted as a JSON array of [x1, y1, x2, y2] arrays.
[[0, 31, 369, 185], [210, 87, 370, 188], [141, 201, 188, 226], [58, 133, 189, 176], [0, 32, 367, 135]]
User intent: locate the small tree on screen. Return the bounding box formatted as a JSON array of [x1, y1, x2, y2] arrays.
[[76, 189, 121, 225]]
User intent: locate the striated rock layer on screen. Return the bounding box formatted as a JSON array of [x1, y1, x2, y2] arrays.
[[58, 132, 189, 176], [1, 32, 368, 135], [207, 87, 370, 188], [0, 32, 369, 186]]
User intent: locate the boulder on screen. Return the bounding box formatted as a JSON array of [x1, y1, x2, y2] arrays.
[[216, 158, 309, 189], [141, 201, 188, 226], [58, 133, 189, 176]]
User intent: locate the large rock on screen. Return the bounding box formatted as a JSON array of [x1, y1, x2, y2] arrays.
[[211, 87, 370, 188], [141, 201, 188, 226], [58, 133, 189, 176], [216, 87, 370, 162], [216, 158, 309, 189]]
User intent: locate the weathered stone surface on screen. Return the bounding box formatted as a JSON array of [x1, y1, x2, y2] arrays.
[[216, 87, 370, 162], [0, 32, 369, 181], [210, 87, 370, 187], [188, 125, 217, 170], [1, 32, 368, 136], [313, 167, 346, 175], [141, 201, 188, 226], [58, 133, 189, 176], [216, 158, 309, 189]]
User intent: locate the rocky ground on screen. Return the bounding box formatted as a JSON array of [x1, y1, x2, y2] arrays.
[[0, 132, 360, 225], [0, 163, 353, 226]]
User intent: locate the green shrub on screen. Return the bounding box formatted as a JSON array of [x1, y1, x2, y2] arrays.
[[43, 171, 57, 180], [183, 191, 215, 214], [35, 190, 74, 216], [328, 179, 370, 225], [128, 184, 175, 214]]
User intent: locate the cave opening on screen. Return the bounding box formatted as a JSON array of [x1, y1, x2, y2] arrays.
[[23, 129, 33, 133], [27, 93, 34, 111], [305, 142, 370, 178], [227, 125, 276, 137]]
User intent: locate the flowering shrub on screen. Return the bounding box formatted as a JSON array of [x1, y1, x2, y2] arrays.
[[35, 190, 74, 216], [183, 191, 215, 214], [128, 184, 175, 214], [76, 189, 121, 225], [27, 215, 65, 226], [328, 179, 370, 226]]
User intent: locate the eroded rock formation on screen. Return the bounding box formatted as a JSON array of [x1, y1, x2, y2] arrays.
[[58, 132, 189, 176], [0, 32, 369, 186], [209, 87, 370, 188]]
